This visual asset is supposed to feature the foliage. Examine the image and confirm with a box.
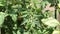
[41,17,59,27]
[0,0,60,34]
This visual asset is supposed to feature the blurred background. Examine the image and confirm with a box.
[0,0,60,34]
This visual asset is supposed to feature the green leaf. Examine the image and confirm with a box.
[0,1,5,6]
[10,14,17,22]
[12,31,16,34]
[0,4,4,6]
[24,31,30,34]
[0,12,8,27]
[41,17,60,27]
[17,30,21,34]
[58,0,60,3]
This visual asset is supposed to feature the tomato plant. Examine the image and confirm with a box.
[0,0,60,34]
